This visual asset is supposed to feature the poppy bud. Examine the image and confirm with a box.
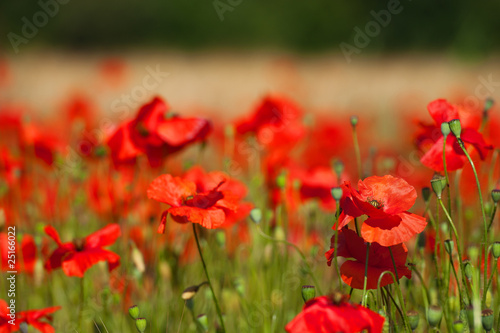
[185,298,194,311]
[448,119,462,138]
[427,305,442,328]
[301,285,316,303]
[468,246,479,262]
[485,201,493,216]
[430,174,447,199]
[492,241,500,259]
[350,115,358,127]
[197,314,209,331]
[216,231,225,248]
[332,159,344,178]
[482,308,494,331]
[129,305,140,319]
[233,277,245,297]
[276,172,287,189]
[406,310,420,331]
[452,320,464,333]
[135,318,147,333]
[249,208,262,224]
[416,232,426,249]
[463,260,473,280]
[441,122,451,138]
[331,187,343,201]
[491,189,500,203]
[484,97,494,113]
[444,239,454,255]
[421,187,431,203]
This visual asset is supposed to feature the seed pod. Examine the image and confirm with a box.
[135,318,147,333]
[481,308,494,331]
[441,122,451,137]
[301,285,316,303]
[448,119,462,138]
[421,187,431,203]
[491,189,500,203]
[128,305,140,319]
[406,310,420,331]
[350,115,359,127]
[427,305,443,328]
[430,174,447,199]
[492,241,500,259]
[444,239,454,255]
[452,320,464,333]
[331,187,343,201]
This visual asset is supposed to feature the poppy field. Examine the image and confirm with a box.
[2,72,500,333]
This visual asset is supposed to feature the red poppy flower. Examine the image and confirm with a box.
[285,295,385,333]
[0,147,22,187]
[1,233,37,275]
[147,170,243,232]
[417,99,493,171]
[1,300,61,333]
[107,97,211,167]
[338,175,426,247]
[44,224,121,277]
[325,228,411,289]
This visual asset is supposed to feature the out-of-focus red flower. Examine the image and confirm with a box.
[22,123,64,167]
[0,147,22,187]
[0,233,37,275]
[0,300,61,333]
[417,99,493,171]
[107,97,211,167]
[338,175,426,247]
[325,228,411,289]
[148,168,246,231]
[235,95,305,151]
[285,295,385,333]
[44,224,121,277]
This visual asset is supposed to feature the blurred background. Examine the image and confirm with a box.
[1,0,500,119]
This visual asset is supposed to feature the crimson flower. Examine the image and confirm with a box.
[0,299,61,333]
[1,233,36,275]
[325,228,411,289]
[107,97,211,167]
[417,99,493,171]
[147,170,243,232]
[285,295,385,333]
[338,175,426,247]
[44,224,121,277]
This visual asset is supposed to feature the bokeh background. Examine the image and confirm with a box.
[1,0,500,123]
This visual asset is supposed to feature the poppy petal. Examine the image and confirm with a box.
[461,128,493,160]
[360,175,417,214]
[157,117,211,147]
[420,136,466,171]
[169,206,226,229]
[362,212,427,247]
[428,99,459,125]
[147,174,196,206]
[85,223,121,248]
[44,226,63,246]
[61,248,120,277]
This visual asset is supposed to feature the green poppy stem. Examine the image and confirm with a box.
[362,243,370,307]
[192,224,226,332]
[334,202,343,291]
[352,123,362,179]
[456,138,489,305]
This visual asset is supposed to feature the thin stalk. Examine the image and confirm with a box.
[354,217,360,236]
[409,265,430,308]
[334,202,343,291]
[448,253,464,308]
[488,149,499,191]
[377,271,412,333]
[254,225,323,295]
[484,257,498,302]
[192,224,226,332]
[438,198,471,306]
[78,276,85,330]
[457,138,489,304]
[442,136,452,215]
[362,243,371,307]
[487,203,497,233]
[352,124,362,179]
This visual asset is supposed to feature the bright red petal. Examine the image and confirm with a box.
[420,136,466,171]
[427,99,459,126]
[169,206,226,229]
[61,248,120,277]
[461,128,493,160]
[85,224,121,248]
[362,212,427,247]
[157,117,211,146]
[360,175,417,214]
[147,174,196,206]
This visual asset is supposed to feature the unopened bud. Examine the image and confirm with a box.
[421,187,431,203]
[452,320,464,333]
[491,189,500,203]
[333,159,344,178]
[444,239,454,255]
[331,187,343,201]
[430,174,447,199]
[492,241,500,259]
[350,115,359,127]
[463,260,473,280]
[249,208,262,224]
[441,122,451,138]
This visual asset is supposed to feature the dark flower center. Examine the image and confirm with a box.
[73,238,86,251]
[368,199,382,209]
[136,122,149,137]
